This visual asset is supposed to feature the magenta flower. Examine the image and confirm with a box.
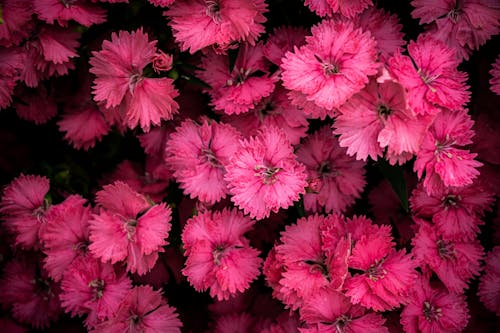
[490,54,500,95]
[182,208,262,300]
[304,0,373,18]
[89,29,179,132]
[296,126,366,213]
[263,26,307,66]
[165,0,267,54]
[225,126,307,220]
[0,0,33,47]
[33,0,106,27]
[388,34,470,115]
[0,47,24,109]
[478,247,500,315]
[165,118,241,204]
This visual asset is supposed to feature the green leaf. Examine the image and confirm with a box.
[377,160,409,212]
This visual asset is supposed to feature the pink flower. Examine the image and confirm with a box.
[182,208,262,300]
[0,0,33,47]
[89,181,172,275]
[39,195,91,281]
[224,126,307,220]
[281,19,379,111]
[411,220,483,293]
[296,126,366,213]
[92,285,182,333]
[221,85,308,145]
[478,247,500,315]
[263,26,307,66]
[152,50,173,73]
[400,277,470,333]
[165,118,241,204]
[165,0,267,54]
[490,54,500,95]
[304,0,373,18]
[0,47,24,109]
[34,0,106,27]
[411,0,500,60]
[60,257,132,328]
[89,29,179,132]
[197,43,276,115]
[148,0,175,7]
[388,34,470,115]
[299,289,389,333]
[410,182,494,241]
[0,174,50,249]
[414,108,482,194]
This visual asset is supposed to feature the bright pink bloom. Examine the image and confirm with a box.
[411,220,483,293]
[296,126,366,213]
[182,208,262,300]
[92,285,182,333]
[388,34,470,115]
[411,0,500,60]
[0,257,61,329]
[400,277,470,333]
[0,47,24,109]
[490,54,500,95]
[478,247,500,315]
[410,182,494,241]
[0,174,50,249]
[165,118,241,204]
[165,0,267,54]
[89,29,179,132]
[89,181,172,275]
[60,257,132,328]
[304,0,372,18]
[14,86,57,124]
[299,289,388,333]
[197,44,275,115]
[221,85,308,145]
[39,195,91,281]
[281,19,379,111]
[0,0,33,47]
[34,0,106,27]
[414,108,482,194]
[334,80,428,163]
[224,126,307,220]
[263,26,307,66]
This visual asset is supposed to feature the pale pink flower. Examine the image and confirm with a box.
[0,47,24,109]
[197,43,275,115]
[165,0,268,54]
[89,29,179,132]
[400,277,470,333]
[263,26,307,66]
[224,126,307,220]
[490,54,500,95]
[34,0,106,27]
[411,220,483,293]
[296,126,366,213]
[281,19,379,111]
[165,118,241,204]
[0,174,50,249]
[182,208,262,300]
[92,285,182,333]
[388,34,470,115]
[39,195,91,282]
[411,0,500,60]
[414,108,482,194]
[478,247,500,315]
[60,256,132,328]
[0,0,34,47]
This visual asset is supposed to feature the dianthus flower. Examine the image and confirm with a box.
[92,285,182,333]
[165,118,241,204]
[0,0,33,47]
[414,108,482,194]
[281,19,379,112]
[299,289,389,333]
[411,220,483,292]
[88,181,172,275]
[165,0,267,54]
[182,208,262,300]
[34,0,106,27]
[263,26,307,66]
[224,126,307,220]
[490,54,500,95]
[296,126,366,213]
[410,182,494,241]
[39,195,91,281]
[0,174,50,249]
[197,43,275,115]
[388,34,470,115]
[304,0,372,18]
[400,277,470,333]
[89,29,179,132]
[411,0,500,60]
[478,246,500,315]
[60,257,132,328]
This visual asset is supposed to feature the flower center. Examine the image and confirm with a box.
[423,301,442,322]
[212,245,226,265]
[33,277,55,299]
[367,259,387,281]
[205,0,222,23]
[442,194,460,209]
[73,240,89,254]
[315,54,340,76]
[201,148,222,168]
[304,258,329,279]
[32,198,50,223]
[417,69,440,89]
[89,279,105,300]
[226,68,251,86]
[254,165,281,185]
[60,0,77,8]
[377,104,392,119]
[129,314,141,328]
[437,239,456,260]
[129,73,143,93]
[125,219,138,240]
[334,315,351,332]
